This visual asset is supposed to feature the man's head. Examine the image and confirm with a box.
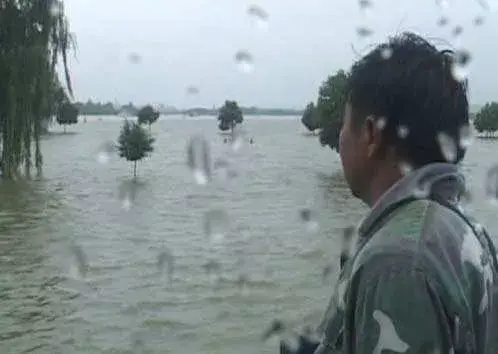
[339,32,469,205]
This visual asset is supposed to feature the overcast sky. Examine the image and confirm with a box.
[63,0,498,108]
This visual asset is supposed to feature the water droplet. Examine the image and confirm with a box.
[356,26,373,37]
[50,1,62,17]
[299,208,319,232]
[397,125,409,139]
[230,127,244,151]
[452,25,463,37]
[459,124,473,148]
[358,0,373,9]
[473,15,485,26]
[96,141,115,164]
[128,52,141,64]
[262,319,285,341]
[485,165,498,205]
[323,264,333,280]
[477,0,497,11]
[203,209,229,243]
[437,132,457,162]
[186,85,200,95]
[213,158,237,181]
[437,16,449,26]
[157,247,174,282]
[69,243,88,278]
[118,180,138,210]
[413,181,432,199]
[186,135,212,185]
[234,50,254,73]
[375,117,387,130]
[380,47,393,60]
[451,49,471,81]
[247,4,269,30]
[399,162,413,175]
[341,226,356,253]
[130,332,145,353]
[202,259,222,284]
[436,0,450,10]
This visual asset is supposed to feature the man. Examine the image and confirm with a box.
[288,32,498,354]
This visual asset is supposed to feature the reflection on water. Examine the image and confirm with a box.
[0,117,496,353]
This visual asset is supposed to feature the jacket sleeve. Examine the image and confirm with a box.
[345,260,454,354]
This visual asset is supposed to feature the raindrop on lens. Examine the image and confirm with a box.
[234,50,254,73]
[356,26,373,37]
[50,1,62,17]
[451,50,472,82]
[358,0,372,9]
[202,259,222,284]
[451,25,463,37]
[459,124,473,148]
[70,243,88,278]
[437,132,457,162]
[380,47,393,60]
[128,52,141,64]
[97,141,115,164]
[247,4,269,30]
[397,125,409,139]
[399,162,413,175]
[186,85,200,95]
[473,15,485,26]
[435,0,450,10]
[186,135,212,185]
[485,165,498,205]
[299,208,319,232]
[413,181,431,199]
[203,209,229,243]
[230,127,244,151]
[437,16,449,26]
[157,247,174,282]
[376,117,387,130]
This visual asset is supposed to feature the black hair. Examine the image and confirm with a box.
[348,32,469,167]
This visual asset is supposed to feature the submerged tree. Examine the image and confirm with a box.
[474,102,498,137]
[137,105,159,130]
[301,102,320,132]
[117,120,154,178]
[56,101,78,132]
[317,70,350,151]
[218,100,243,132]
[0,0,74,178]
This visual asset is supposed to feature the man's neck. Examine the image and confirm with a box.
[365,162,404,207]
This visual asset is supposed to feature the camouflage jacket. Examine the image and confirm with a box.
[315,163,498,354]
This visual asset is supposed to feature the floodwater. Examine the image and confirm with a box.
[0,115,496,353]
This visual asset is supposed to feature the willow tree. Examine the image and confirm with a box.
[0,0,74,178]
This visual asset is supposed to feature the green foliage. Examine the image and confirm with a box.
[301,102,320,131]
[317,70,350,150]
[218,100,243,131]
[0,0,74,178]
[137,105,160,126]
[474,102,498,136]
[117,120,154,177]
[56,101,78,127]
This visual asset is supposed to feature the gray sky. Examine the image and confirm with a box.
[64,0,498,108]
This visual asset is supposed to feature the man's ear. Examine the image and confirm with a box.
[363,116,383,158]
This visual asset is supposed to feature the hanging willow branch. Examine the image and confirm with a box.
[0,0,74,179]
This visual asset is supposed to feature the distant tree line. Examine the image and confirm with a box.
[72,100,303,117]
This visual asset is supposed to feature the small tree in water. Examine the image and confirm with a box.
[301,102,320,133]
[218,100,243,132]
[474,102,498,138]
[137,105,160,131]
[117,120,154,178]
[56,102,79,133]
